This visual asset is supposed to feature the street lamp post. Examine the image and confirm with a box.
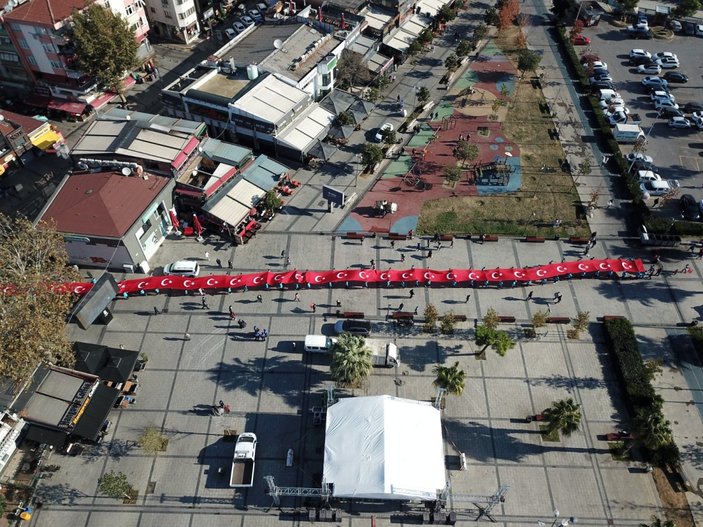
[355,153,362,187]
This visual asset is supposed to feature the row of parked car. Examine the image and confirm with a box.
[224,3,268,40]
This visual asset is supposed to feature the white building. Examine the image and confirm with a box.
[143,0,200,43]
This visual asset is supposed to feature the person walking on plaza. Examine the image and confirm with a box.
[201,297,209,310]
[256,294,263,303]
[336,299,342,307]
[216,258,222,268]
[205,251,210,261]
[229,305,236,320]
[281,249,286,259]
[427,250,433,259]
[401,253,406,263]
[184,333,191,341]
[409,289,415,298]
[554,292,562,304]
[294,292,300,302]
[465,294,471,303]
[311,303,317,313]
[153,306,160,315]
[526,291,533,301]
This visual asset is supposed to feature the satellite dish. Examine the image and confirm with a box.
[121,167,132,176]
[273,39,283,49]
[0,114,4,121]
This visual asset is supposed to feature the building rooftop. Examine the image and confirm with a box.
[259,25,339,82]
[231,73,310,126]
[99,107,207,137]
[3,0,92,28]
[195,74,251,101]
[40,170,170,238]
[0,109,46,135]
[220,23,301,69]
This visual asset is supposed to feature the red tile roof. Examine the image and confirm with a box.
[0,109,46,135]
[41,171,171,238]
[4,0,94,27]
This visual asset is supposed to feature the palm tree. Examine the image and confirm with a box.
[545,398,582,437]
[632,408,673,451]
[330,333,372,387]
[433,362,466,396]
[639,515,676,527]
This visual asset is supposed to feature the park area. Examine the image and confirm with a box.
[351,28,589,238]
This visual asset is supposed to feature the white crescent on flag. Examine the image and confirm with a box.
[295,273,304,281]
[183,279,194,287]
[468,272,478,280]
[74,285,85,294]
[599,263,609,270]
[253,276,263,284]
[446,272,454,280]
[359,271,367,279]
[137,281,147,289]
[274,274,283,282]
[536,269,547,277]
[402,272,412,279]
[621,261,632,270]
[491,272,501,279]
[160,278,173,287]
[556,266,567,273]
[229,277,241,286]
[207,278,216,286]
[314,275,324,283]
[577,263,588,271]
[380,272,390,280]
[424,272,433,280]
[336,272,347,279]
[514,271,525,278]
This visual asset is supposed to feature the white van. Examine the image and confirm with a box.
[613,123,645,143]
[304,335,337,353]
[163,260,200,277]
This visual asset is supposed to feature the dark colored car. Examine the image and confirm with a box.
[683,102,703,113]
[663,71,688,83]
[630,55,655,66]
[680,194,701,221]
[334,319,372,336]
[630,28,653,39]
[657,106,684,119]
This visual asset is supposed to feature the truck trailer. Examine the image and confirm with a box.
[230,432,257,488]
[365,338,400,367]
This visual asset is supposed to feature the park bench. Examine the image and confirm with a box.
[546,316,571,324]
[483,235,499,242]
[497,316,516,323]
[344,232,365,242]
[568,236,589,245]
[451,314,468,322]
[388,233,409,241]
[524,236,545,243]
[439,235,454,242]
[342,311,365,319]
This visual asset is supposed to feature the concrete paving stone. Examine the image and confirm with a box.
[254,412,304,460]
[399,339,443,373]
[668,279,703,323]
[260,341,308,374]
[137,333,184,369]
[267,314,313,335]
[142,313,195,335]
[169,371,220,411]
[497,465,552,517]
[30,511,91,527]
[33,455,99,505]
[131,370,177,409]
[100,454,157,500]
[600,466,662,520]
[140,513,193,527]
[486,378,534,419]
[634,326,676,363]
[444,419,495,464]
[475,292,533,322]
[148,455,203,501]
[480,346,527,378]
[566,341,619,382]
[588,422,637,468]
[443,378,490,418]
[95,310,152,334]
[527,381,581,419]
[492,420,548,466]
[545,466,609,520]
[179,335,229,372]
[109,410,167,446]
[258,371,306,412]
[84,511,141,526]
[160,414,213,454]
[522,340,568,379]
[577,382,627,423]
[449,462,499,496]
[618,279,685,326]
[208,414,251,439]
[98,329,148,352]
[539,430,597,468]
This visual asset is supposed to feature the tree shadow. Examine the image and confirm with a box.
[33,483,86,505]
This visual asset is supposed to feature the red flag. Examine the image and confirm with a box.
[192,214,203,236]
[340,13,346,29]
[169,210,180,230]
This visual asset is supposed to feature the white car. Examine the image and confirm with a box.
[637,63,661,75]
[608,111,628,125]
[590,73,613,84]
[629,48,651,59]
[637,170,662,182]
[651,90,675,102]
[625,152,654,164]
[668,116,691,128]
[655,56,679,69]
[691,112,703,129]
[599,97,624,109]
[654,99,679,110]
[640,180,678,197]
[375,122,394,142]
[588,60,608,71]
[604,104,630,115]
[256,2,268,11]
[652,51,678,61]
[598,89,620,102]
[641,76,668,88]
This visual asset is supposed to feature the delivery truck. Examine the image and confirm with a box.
[365,338,400,367]
[613,123,645,143]
[230,432,257,488]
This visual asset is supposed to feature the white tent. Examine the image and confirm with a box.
[323,395,445,500]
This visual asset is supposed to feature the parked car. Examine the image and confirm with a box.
[629,27,653,39]
[256,2,268,11]
[625,152,654,164]
[591,60,608,71]
[655,56,679,69]
[375,122,393,142]
[637,63,661,75]
[572,34,591,45]
[680,194,701,221]
[637,170,662,182]
[629,48,651,60]
[608,111,628,125]
[696,24,703,36]
[652,51,678,61]
[240,15,255,26]
[657,106,684,119]
[599,98,625,109]
[334,319,372,336]
[691,112,703,129]
[629,159,656,172]
[640,179,678,196]
[603,103,630,115]
[232,21,246,33]
[590,73,613,84]
[598,89,621,102]
[683,102,703,113]
[663,71,688,83]
[641,76,668,88]
[248,9,262,22]
[630,55,655,66]
[651,90,675,102]
[668,116,691,128]
[225,28,237,39]
[668,20,682,32]
[654,99,679,110]
[164,260,200,277]
[591,80,614,91]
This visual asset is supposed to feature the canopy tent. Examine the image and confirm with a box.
[323,395,445,500]
[73,342,139,383]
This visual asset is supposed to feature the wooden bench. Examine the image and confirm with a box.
[388,233,409,241]
[439,235,454,242]
[546,316,571,324]
[343,311,365,319]
[524,236,545,243]
[344,232,365,241]
[498,316,516,323]
[451,314,468,322]
[569,236,589,245]
[483,235,499,242]
[601,315,626,322]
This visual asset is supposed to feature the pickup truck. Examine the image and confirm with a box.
[365,338,400,368]
[230,432,257,488]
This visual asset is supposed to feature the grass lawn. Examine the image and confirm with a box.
[417,29,589,237]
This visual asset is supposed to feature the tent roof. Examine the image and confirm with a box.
[73,342,139,383]
[323,395,445,500]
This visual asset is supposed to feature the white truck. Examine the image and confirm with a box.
[365,338,400,368]
[613,123,645,143]
[230,432,257,488]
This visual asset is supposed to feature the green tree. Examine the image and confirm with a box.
[417,86,431,105]
[639,515,676,527]
[336,111,354,126]
[335,49,371,89]
[407,40,424,57]
[474,23,489,41]
[98,471,134,500]
[0,215,80,382]
[475,325,515,356]
[433,361,466,396]
[456,39,473,57]
[453,140,479,167]
[139,427,168,454]
[632,407,673,451]
[330,333,373,387]
[361,143,384,168]
[382,128,397,145]
[483,307,499,330]
[438,5,458,22]
[262,190,283,210]
[424,303,439,332]
[440,311,457,333]
[545,398,582,437]
[618,0,639,19]
[418,28,434,45]
[532,310,549,328]
[444,166,462,184]
[550,0,578,20]
[674,0,701,17]
[445,53,460,72]
[517,49,542,78]
[71,4,139,98]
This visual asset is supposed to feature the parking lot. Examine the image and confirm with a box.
[577,18,703,206]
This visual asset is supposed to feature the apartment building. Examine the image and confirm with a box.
[0,0,150,103]
[143,0,200,43]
